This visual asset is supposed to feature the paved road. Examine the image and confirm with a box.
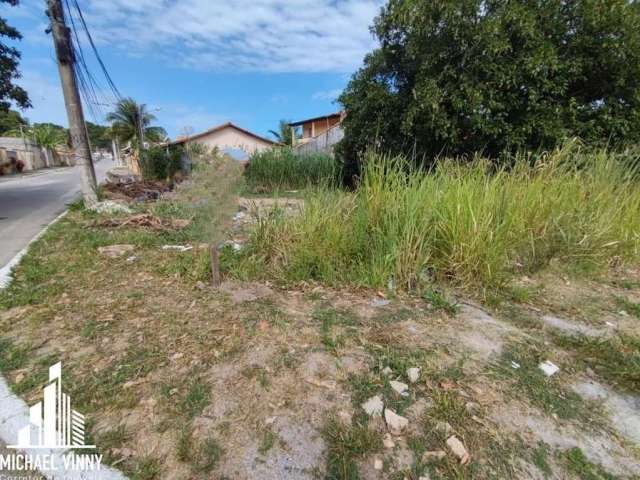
[0,158,113,269]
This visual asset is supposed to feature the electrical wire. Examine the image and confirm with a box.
[70,0,122,101]
[61,0,122,121]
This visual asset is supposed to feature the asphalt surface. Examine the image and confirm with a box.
[0,158,113,269]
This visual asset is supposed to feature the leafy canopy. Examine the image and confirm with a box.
[1,0,30,111]
[0,109,27,135]
[338,0,640,175]
[106,98,167,150]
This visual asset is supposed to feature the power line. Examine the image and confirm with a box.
[70,0,122,101]
[60,0,122,121]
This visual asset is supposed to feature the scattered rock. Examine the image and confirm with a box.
[373,457,383,470]
[385,409,409,435]
[465,402,481,415]
[195,281,206,290]
[382,366,393,376]
[422,450,446,462]
[362,395,384,417]
[125,255,137,263]
[434,421,453,435]
[221,240,244,252]
[98,244,135,258]
[446,435,470,465]
[390,380,409,397]
[539,360,560,377]
[90,200,132,214]
[370,298,391,307]
[407,367,420,383]
[170,352,184,362]
[161,244,193,252]
[383,433,395,449]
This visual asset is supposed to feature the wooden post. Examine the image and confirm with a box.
[210,244,221,287]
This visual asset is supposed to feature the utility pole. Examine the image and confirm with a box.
[46,0,98,206]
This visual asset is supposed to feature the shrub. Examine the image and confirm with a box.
[233,144,640,296]
[245,147,340,191]
[338,0,640,178]
[140,146,182,181]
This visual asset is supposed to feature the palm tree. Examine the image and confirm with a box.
[106,98,166,152]
[28,124,66,168]
[269,119,295,146]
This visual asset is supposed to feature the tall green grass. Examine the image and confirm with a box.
[232,145,640,295]
[244,147,340,191]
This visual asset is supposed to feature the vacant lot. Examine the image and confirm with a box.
[1,154,639,479]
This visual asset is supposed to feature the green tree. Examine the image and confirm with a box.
[1,0,30,111]
[85,121,110,150]
[338,0,640,177]
[268,119,295,146]
[27,124,66,167]
[106,98,166,152]
[0,109,27,135]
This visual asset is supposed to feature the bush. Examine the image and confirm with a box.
[140,146,182,181]
[244,147,340,191]
[233,144,640,296]
[338,0,640,177]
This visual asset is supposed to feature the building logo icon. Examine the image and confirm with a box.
[8,362,95,450]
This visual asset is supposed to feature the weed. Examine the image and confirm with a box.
[322,415,381,480]
[258,429,276,455]
[81,318,110,340]
[615,296,640,318]
[562,447,618,480]
[193,436,223,473]
[178,377,211,419]
[233,148,640,296]
[554,333,640,393]
[492,342,603,423]
[422,289,459,315]
[131,456,161,480]
[532,442,553,478]
[245,148,340,191]
[241,365,270,389]
[97,425,131,465]
[0,338,29,372]
[176,426,193,462]
[313,307,359,354]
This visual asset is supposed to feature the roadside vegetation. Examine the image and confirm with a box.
[232,144,640,297]
[1,150,639,479]
[244,147,340,192]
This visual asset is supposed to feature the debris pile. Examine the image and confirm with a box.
[102,180,173,203]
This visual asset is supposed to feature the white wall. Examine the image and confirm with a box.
[187,127,273,155]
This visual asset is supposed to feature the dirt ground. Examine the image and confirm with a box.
[1,167,639,479]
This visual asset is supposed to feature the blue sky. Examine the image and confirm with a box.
[4,0,383,139]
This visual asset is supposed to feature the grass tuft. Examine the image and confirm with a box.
[244,147,340,191]
[322,416,382,480]
[231,146,640,296]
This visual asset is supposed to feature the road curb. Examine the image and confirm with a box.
[0,210,69,289]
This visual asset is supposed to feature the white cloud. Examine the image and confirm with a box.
[157,103,231,137]
[69,0,383,73]
[312,89,343,101]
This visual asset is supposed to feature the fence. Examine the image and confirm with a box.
[294,124,344,155]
